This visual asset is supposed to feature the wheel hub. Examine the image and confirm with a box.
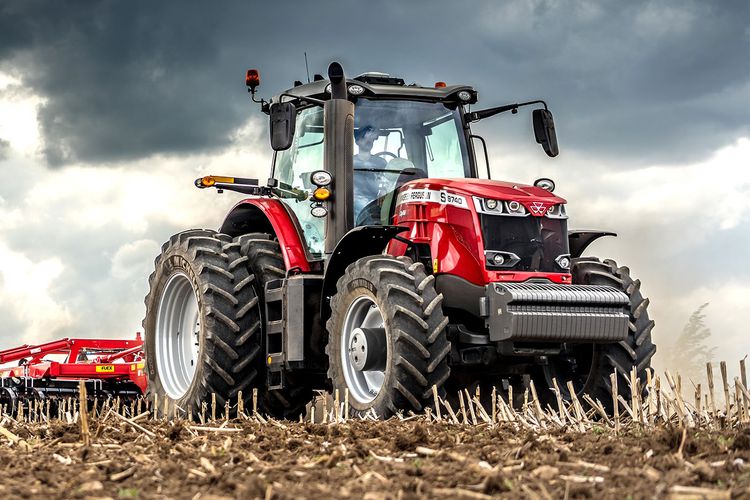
[341,296,387,404]
[348,327,386,372]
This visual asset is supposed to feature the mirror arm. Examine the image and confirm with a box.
[466,99,548,123]
[213,183,273,196]
[194,176,275,196]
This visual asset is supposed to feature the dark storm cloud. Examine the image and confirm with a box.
[0,0,747,166]
[0,1,250,165]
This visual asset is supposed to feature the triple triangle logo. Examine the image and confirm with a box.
[528,201,549,216]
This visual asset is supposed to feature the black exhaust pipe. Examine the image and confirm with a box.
[323,62,355,254]
[328,62,347,99]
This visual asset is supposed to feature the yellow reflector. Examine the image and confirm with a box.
[313,187,331,201]
[267,356,272,365]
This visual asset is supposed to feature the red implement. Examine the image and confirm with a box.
[0,334,146,411]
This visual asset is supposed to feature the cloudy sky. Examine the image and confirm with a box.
[0,0,748,376]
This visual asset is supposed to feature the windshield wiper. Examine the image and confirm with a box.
[354,168,414,174]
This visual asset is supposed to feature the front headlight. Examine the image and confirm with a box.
[485,251,521,269]
[505,200,527,215]
[474,197,505,214]
[546,204,567,219]
[555,254,571,270]
[310,170,332,187]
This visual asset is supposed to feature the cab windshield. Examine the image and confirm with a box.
[353,99,470,225]
[274,99,470,257]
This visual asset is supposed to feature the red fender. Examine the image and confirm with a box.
[220,198,312,272]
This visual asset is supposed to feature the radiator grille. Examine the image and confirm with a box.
[480,215,569,272]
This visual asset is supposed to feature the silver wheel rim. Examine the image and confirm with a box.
[155,272,200,399]
[341,295,386,404]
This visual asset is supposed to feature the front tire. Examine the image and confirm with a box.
[542,257,656,412]
[326,255,450,419]
[143,229,262,418]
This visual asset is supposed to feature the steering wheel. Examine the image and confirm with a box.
[375,151,398,160]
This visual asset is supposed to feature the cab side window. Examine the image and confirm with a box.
[273,107,326,258]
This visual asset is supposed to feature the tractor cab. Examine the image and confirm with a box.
[272,88,473,257]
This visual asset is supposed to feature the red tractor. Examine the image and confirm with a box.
[143,63,655,419]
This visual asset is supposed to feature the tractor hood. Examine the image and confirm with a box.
[401,178,566,206]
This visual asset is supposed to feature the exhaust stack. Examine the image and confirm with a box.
[323,62,355,254]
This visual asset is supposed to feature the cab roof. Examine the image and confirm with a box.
[271,77,478,106]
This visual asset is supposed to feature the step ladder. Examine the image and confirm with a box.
[264,279,285,390]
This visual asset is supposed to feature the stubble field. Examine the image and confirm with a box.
[1,413,748,499]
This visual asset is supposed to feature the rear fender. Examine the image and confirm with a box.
[219,199,312,272]
[321,225,408,322]
[568,230,616,258]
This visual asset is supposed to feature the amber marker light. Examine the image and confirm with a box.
[435,81,447,88]
[313,187,331,201]
[246,69,260,90]
[197,175,235,187]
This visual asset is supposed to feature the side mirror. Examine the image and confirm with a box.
[532,109,559,157]
[269,102,296,151]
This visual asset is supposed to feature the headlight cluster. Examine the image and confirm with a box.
[474,197,566,218]
[310,170,333,218]
[545,204,567,219]
[474,197,527,216]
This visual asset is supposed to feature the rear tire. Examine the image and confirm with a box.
[143,229,263,418]
[542,257,656,412]
[326,255,450,419]
[236,233,313,419]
